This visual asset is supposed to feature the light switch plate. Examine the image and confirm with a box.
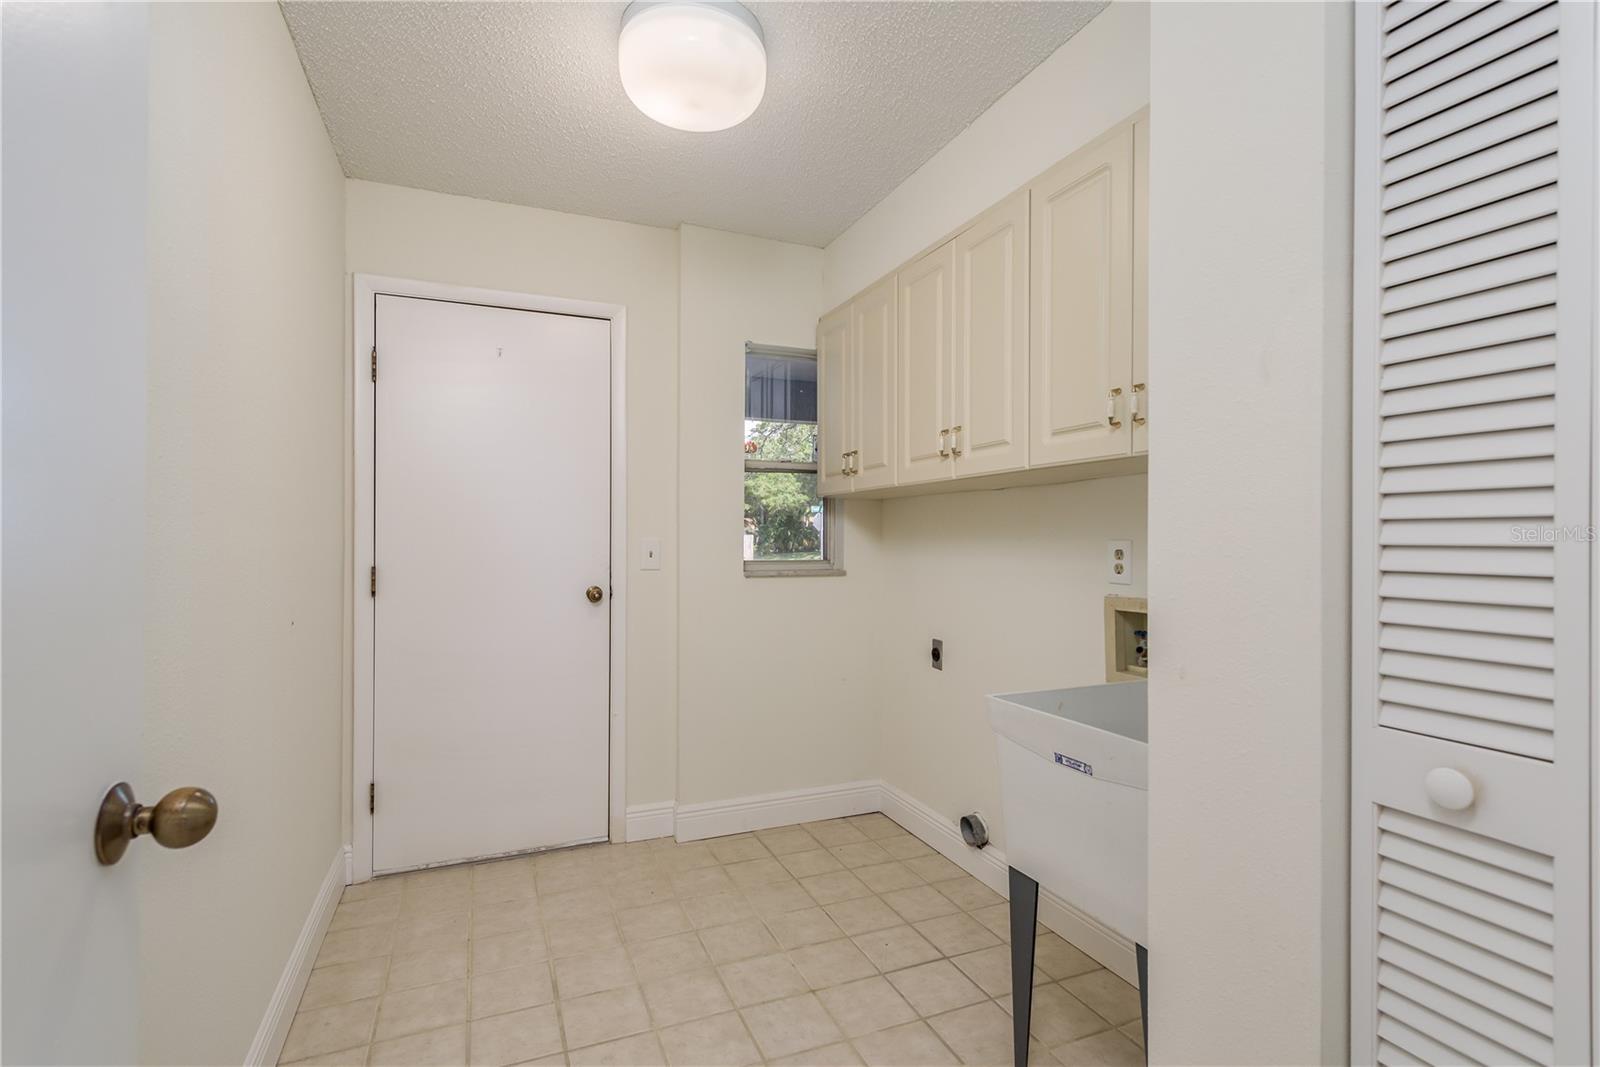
[641,538,662,571]
[1107,540,1133,585]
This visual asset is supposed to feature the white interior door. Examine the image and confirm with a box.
[1351,3,1595,1063]
[373,295,611,872]
[2,5,148,1062]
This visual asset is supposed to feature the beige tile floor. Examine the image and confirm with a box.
[279,813,1144,1067]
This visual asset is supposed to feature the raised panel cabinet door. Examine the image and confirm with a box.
[817,303,853,496]
[953,188,1029,478]
[852,274,898,491]
[1131,115,1149,456]
[897,240,956,485]
[1028,124,1134,467]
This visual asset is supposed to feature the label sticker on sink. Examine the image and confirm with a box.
[1053,753,1093,776]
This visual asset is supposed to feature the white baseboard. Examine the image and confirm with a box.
[246,846,349,1067]
[673,780,882,842]
[625,801,676,842]
[878,782,1138,986]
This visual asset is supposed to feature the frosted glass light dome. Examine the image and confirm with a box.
[618,1,766,133]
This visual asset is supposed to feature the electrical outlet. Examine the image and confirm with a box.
[1107,540,1133,585]
[641,538,661,571]
[930,638,944,671]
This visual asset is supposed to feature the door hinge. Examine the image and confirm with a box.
[370,565,376,597]
[369,782,375,815]
[370,345,377,383]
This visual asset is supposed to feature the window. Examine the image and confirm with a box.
[743,342,840,576]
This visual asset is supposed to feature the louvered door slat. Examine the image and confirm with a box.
[1379,677,1552,731]
[1381,249,1557,315]
[1382,457,1555,495]
[1383,64,1558,159]
[1380,940,1552,1034]
[1382,3,1558,107]
[1382,156,1556,237]
[1383,33,1559,132]
[1380,518,1554,547]
[1378,885,1555,975]
[1379,337,1555,390]
[1383,185,1558,261]
[1384,1,1449,35]
[1380,276,1556,340]
[1381,95,1558,184]
[1378,624,1551,668]
[1377,1017,1481,1067]
[1383,124,1558,216]
[1378,598,1553,638]
[1380,488,1554,519]
[1379,430,1553,467]
[1377,546,1553,578]
[1378,572,1552,609]
[1382,0,1486,57]
[1378,649,1553,699]
[1382,215,1557,288]
[1380,396,1553,441]
[1378,912,1554,1005]
[1379,306,1556,364]
[1380,969,1552,1064]
[1382,2,1552,84]
[1354,2,1593,1061]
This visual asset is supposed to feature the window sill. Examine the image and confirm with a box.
[743,562,846,579]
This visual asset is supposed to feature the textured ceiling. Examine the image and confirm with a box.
[279,1,1108,246]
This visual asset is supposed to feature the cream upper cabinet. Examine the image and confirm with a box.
[1130,116,1149,456]
[850,274,897,491]
[821,113,1147,500]
[897,240,955,486]
[1028,124,1134,467]
[817,303,852,496]
[953,188,1029,478]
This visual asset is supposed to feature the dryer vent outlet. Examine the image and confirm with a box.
[959,812,989,849]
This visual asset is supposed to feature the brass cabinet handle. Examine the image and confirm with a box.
[1131,383,1146,425]
[586,585,604,603]
[95,782,218,865]
[1106,388,1123,429]
[938,429,950,458]
[950,426,964,457]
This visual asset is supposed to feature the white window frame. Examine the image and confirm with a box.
[743,342,843,578]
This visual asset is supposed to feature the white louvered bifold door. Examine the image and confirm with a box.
[1352,3,1596,1065]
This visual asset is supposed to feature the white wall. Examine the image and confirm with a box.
[142,4,348,1063]
[823,1,1150,308]
[676,226,885,806]
[344,180,682,813]
[821,1,1150,861]
[877,478,1148,850]
[1146,4,1352,1064]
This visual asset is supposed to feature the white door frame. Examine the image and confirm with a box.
[351,273,628,882]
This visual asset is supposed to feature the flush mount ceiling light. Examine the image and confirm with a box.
[619,1,767,133]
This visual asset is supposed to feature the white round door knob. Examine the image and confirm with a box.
[1424,767,1476,811]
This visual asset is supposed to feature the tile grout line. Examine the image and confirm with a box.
[286,814,1140,1066]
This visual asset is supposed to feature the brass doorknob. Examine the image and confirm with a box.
[586,585,604,603]
[95,782,218,866]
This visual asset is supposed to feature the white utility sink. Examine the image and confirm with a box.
[987,682,1147,945]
